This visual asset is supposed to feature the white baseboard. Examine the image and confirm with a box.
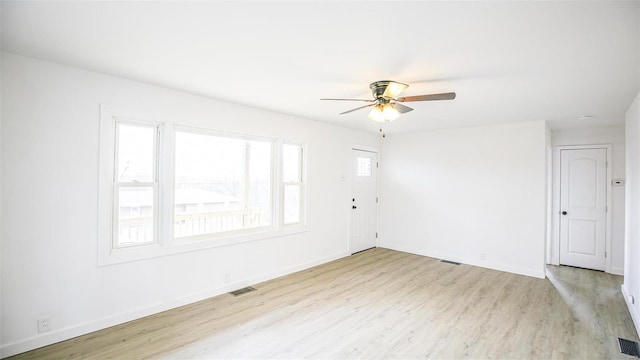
[0,251,349,358]
[377,241,416,255]
[610,266,625,276]
[622,285,640,338]
[379,242,546,279]
[464,256,546,279]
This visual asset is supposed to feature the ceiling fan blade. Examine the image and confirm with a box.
[381,81,409,99]
[397,92,456,102]
[339,103,376,115]
[393,103,414,114]
[320,98,375,102]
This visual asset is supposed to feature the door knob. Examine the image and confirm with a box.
[352,205,357,209]
[561,211,567,215]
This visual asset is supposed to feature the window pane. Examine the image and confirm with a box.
[356,157,372,177]
[283,144,301,182]
[117,187,154,246]
[248,140,273,225]
[117,124,155,182]
[284,184,301,224]
[174,131,272,237]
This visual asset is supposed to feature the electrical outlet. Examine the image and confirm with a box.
[224,273,231,284]
[37,317,51,333]
[480,252,487,260]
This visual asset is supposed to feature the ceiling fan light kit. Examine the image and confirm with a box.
[368,103,400,122]
[321,80,456,123]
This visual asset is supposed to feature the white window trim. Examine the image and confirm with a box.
[98,105,166,265]
[98,104,309,266]
[112,121,160,249]
[281,142,306,226]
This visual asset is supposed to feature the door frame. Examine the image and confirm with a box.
[349,145,380,254]
[550,144,612,272]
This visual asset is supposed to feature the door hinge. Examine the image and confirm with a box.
[376,232,378,238]
[605,251,607,258]
[377,162,379,168]
[376,197,379,203]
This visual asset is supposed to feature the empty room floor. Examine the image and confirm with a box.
[9,248,639,359]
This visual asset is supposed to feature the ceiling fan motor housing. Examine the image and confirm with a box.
[370,80,396,100]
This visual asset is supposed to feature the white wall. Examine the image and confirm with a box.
[0,12,4,352]
[378,121,547,278]
[624,92,640,336]
[622,3,639,335]
[550,126,626,274]
[0,53,379,356]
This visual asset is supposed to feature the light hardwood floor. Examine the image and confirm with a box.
[8,248,639,359]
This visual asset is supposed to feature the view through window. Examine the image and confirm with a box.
[282,143,303,224]
[114,122,158,247]
[174,131,273,237]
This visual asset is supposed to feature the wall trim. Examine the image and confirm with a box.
[622,285,640,337]
[0,251,350,358]
[610,266,625,276]
[379,242,546,279]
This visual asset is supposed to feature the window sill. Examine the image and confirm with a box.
[98,224,309,266]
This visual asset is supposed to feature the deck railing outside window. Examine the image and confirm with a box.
[118,208,263,244]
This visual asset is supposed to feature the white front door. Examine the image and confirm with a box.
[559,148,607,271]
[351,149,378,253]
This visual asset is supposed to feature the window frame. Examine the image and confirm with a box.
[99,105,168,265]
[99,105,309,266]
[281,142,306,226]
[112,120,161,249]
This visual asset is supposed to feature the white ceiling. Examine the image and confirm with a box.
[2,1,639,134]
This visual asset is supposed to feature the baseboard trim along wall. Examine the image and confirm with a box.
[622,285,640,338]
[380,242,546,279]
[611,266,625,276]
[0,251,350,358]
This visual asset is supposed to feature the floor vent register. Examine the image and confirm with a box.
[230,286,257,297]
[440,259,461,265]
[618,338,640,357]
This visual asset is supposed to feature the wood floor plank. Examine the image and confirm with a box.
[8,248,639,359]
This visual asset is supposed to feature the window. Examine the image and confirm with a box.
[282,143,304,225]
[113,122,159,248]
[174,130,273,238]
[356,157,372,177]
[99,105,308,264]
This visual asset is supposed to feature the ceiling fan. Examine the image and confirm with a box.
[321,80,456,122]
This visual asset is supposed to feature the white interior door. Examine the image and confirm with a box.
[351,149,378,253]
[559,148,607,271]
